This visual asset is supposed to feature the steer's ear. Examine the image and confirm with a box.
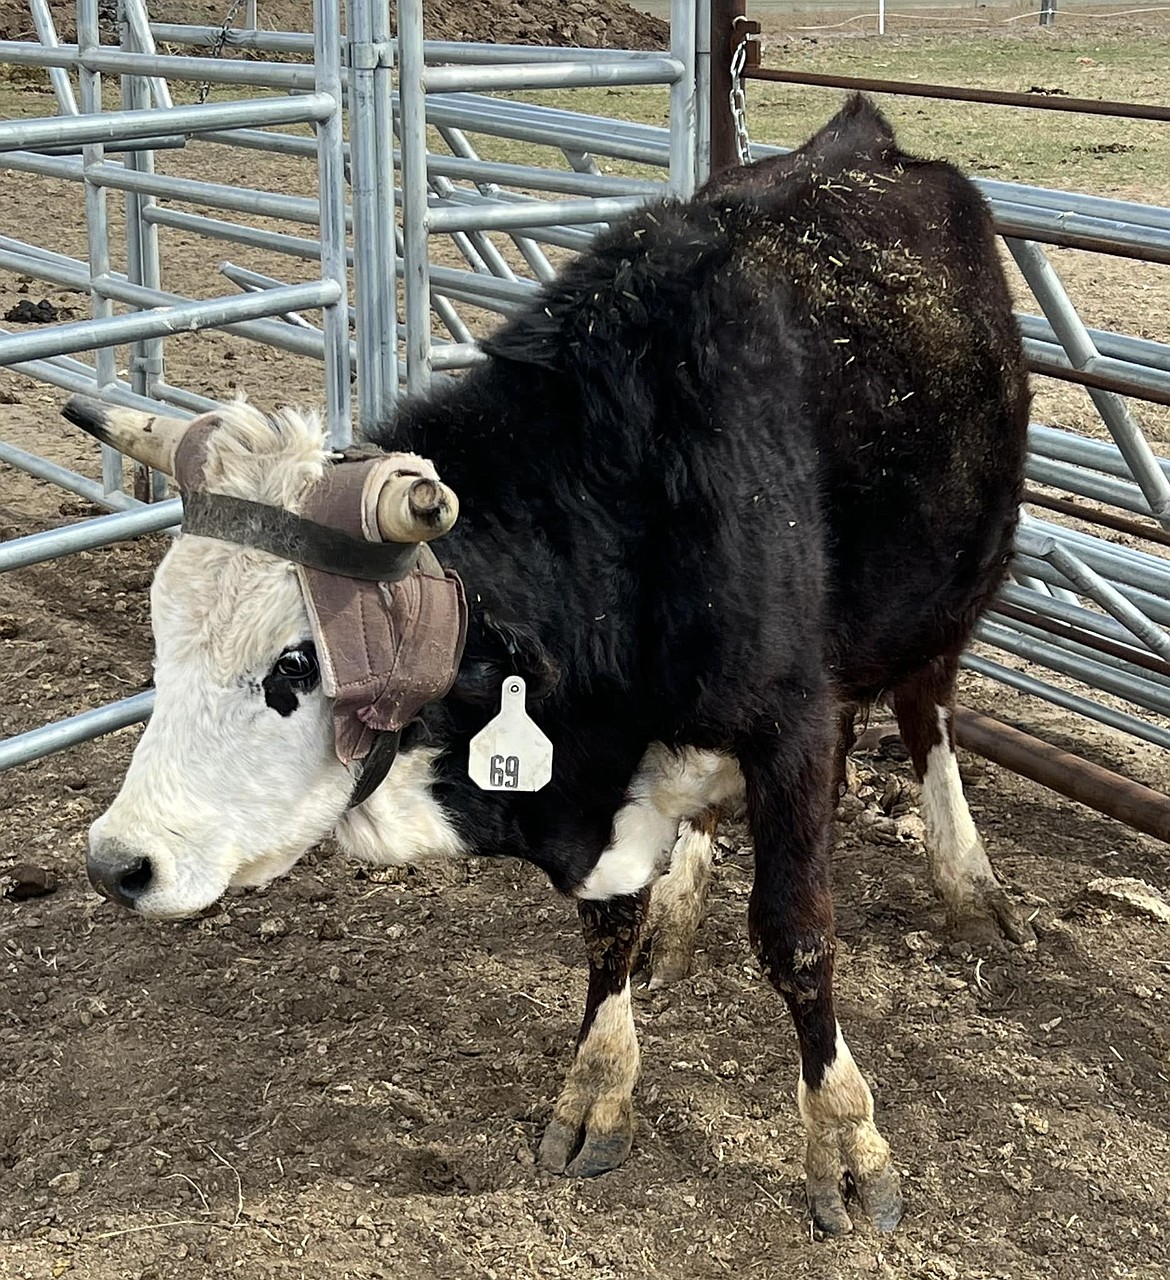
[448,614,560,707]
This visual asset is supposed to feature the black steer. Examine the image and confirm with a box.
[69,94,1029,1235]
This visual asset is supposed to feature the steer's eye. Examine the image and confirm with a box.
[272,643,319,688]
[262,642,320,716]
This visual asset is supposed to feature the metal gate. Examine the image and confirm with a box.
[0,0,696,770]
[709,0,1170,836]
[3,0,1169,840]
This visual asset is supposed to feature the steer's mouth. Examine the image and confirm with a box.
[227,845,304,891]
[87,831,307,919]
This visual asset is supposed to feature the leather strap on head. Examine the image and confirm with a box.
[170,415,468,784]
[180,490,420,582]
[297,539,467,764]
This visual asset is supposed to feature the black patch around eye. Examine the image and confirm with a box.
[262,641,320,717]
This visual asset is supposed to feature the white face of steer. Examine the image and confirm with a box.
[85,402,463,918]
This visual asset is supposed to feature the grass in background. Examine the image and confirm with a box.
[489,29,1170,199]
[743,29,1170,196]
[3,27,1166,196]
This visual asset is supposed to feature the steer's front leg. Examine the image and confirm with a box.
[538,889,649,1177]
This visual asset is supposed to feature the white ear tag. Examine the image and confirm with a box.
[467,676,553,793]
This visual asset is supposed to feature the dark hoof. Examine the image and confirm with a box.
[807,1180,854,1236]
[949,887,1035,949]
[566,1129,634,1177]
[857,1166,904,1233]
[808,1164,904,1236]
[537,1116,634,1178]
[536,1119,578,1175]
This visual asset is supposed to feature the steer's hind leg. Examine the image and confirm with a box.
[742,708,902,1236]
[892,657,1033,945]
[643,807,719,988]
[538,889,649,1178]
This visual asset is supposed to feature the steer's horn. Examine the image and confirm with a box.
[61,396,189,476]
[376,472,460,543]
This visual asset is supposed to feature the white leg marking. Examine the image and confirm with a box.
[573,983,639,1098]
[539,982,640,1175]
[920,707,999,913]
[798,1026,877,1135]
[799,1025,900,1232]
[645,816,716,986]
[576,745,742,900]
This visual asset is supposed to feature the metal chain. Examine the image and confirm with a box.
[197,0,243,103]
[729,34,754,167]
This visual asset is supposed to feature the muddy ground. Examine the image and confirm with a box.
[2,23,1170,1280]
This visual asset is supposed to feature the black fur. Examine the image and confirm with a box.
[373,95,1029,897]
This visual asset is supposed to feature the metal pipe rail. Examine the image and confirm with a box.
[421,59,684,94]
[424,93,675,166]
[3,151,331,226]
[426,195,643,234]
[975,619,1170,719]
[0,501,182,574]
[0,441,141,514]
[741,65,1170,123]
[954,707,1170,845]
[961,653,1170,750]
[1012,556,1170,630]
[30,135,188,156]
[1026,455,1154,519]
[0,692,155,773]
[994,201,1170,267]
[0,272,342,367]
[979,179,1170,235]
[202,123,660,197]
[0,40,317,91]
[1020,316,1170,375]
[1025,490,1170,550]
[1023,339,1170,408]
[0,241,348,366]
[991,601,1170,681]
[1029,423,1170,482]
[999,582,1154,649]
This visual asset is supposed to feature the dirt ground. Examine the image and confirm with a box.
[3,23,1170,1280]
[0,0,668,51]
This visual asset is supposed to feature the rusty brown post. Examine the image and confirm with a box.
[954,706,1170,845]
[710,0,757,178]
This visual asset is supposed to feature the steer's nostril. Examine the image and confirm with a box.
[118,857,153,901]
[88,839,157,911]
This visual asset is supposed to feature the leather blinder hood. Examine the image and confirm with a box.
[172,422,468,806]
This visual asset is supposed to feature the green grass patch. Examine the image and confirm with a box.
[489,33,1170,197]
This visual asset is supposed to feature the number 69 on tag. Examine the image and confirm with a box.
[489,754,520,788]
[467,676,554,793]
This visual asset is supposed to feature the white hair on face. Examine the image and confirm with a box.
[88,396,361,919]
[191,397,330,510]
[150,398,334,679]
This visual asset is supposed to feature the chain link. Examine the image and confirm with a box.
[197,0,244,104]
[729,31,759,167]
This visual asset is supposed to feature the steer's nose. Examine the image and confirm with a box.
[87,839,154,910]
